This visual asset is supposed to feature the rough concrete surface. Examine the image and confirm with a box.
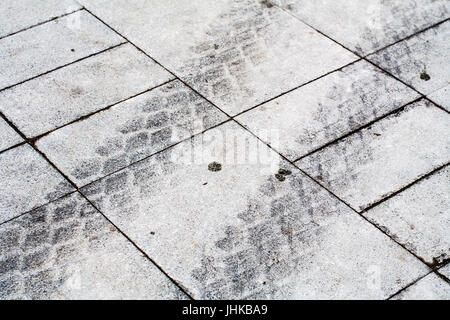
[0,145,74,224]
[368,19,450,96]
[36,80,228,186]
[0,10,123,90]
[438,264,450,280]
[236,60,419,160]
[391,272,450,300]
[0,44,173,137]
[428,85,450,111]
[81,122,428,299]
[297,100,450,212]
[0,0,448,300]
[0,118,23,152]
[77,0,357,115]
[0,0,81,38]
[0,192,187,299]
[364,166,449,265]
[279,0,450,56]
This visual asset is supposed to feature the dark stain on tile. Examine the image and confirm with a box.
[278,168,292,176]
[190,173,333,299]
[420,71,431,81]
[275,168,292,182]
[208,161,222,172]
[68,81,222,184]
[259,0,274,9]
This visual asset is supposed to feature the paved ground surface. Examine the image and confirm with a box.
[0,0,449,300]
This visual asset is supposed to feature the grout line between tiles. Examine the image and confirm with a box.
[79,118,234,190]
[0,190,79,228]
[81,7,234,120]
[0,41,127,93]
[360,163,449,213]
[386,270,433,300]
[292,97,423,162]
[1,109,196,299]
[363,16,450,57]
[435,262,450,283]
[0,7,85,41]
[388,261,450,300]
[1,3,446,299]
[232,58,362,118]
[232,117,436,293]
[81,5,446,297]
[77,189,195,299]
[30,78,177,141]
[277,5,450,115]
[275,3,450,59]
[0,141,27,155]
[269,4,450,279]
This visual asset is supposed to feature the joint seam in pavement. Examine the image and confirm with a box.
[1,4,448,299]
[277,5,450,115]
[292,96,424,162]
[0,41,128,93]
[0,7,85,41]
[232,117,439,299]
[0,111,196,300]
[30,78,178,141]
[74,6,448,297]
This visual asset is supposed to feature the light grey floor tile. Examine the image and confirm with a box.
[0,118,23,152]
[280,0,450,55]
[0,192,187,299]
[0,144,74,224]
[78,0,357,115]
[438,264,450,280]
[297,100,450,212]
[368,20,450,96]
[0,10,123,90]
[364,166,449,265]
[236,60,419,160]
[428,85,450,111]
[391,272,450,300]
[0,44,173,138]
[37,80,228,186]
[81,121,428,299]
[0,0,81,38]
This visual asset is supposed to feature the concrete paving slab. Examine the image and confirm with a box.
[0,10,123,90]
[438,264,450,280]
[0,118,23,152]
[368,20,450,96]
[364,166,449,265]
[1,0,448,300]
[0,44,173,138]
[81,121,428,299]
[297,100,450,212]
[0,192,187,299]
[0,144,74,224]
[36,80,229,186]
[236,60,419,160]
[280,0,450,55]
[0,0,81,38]
[391,272,450,300]
[428,85,450,111]
[78,0,357,115]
